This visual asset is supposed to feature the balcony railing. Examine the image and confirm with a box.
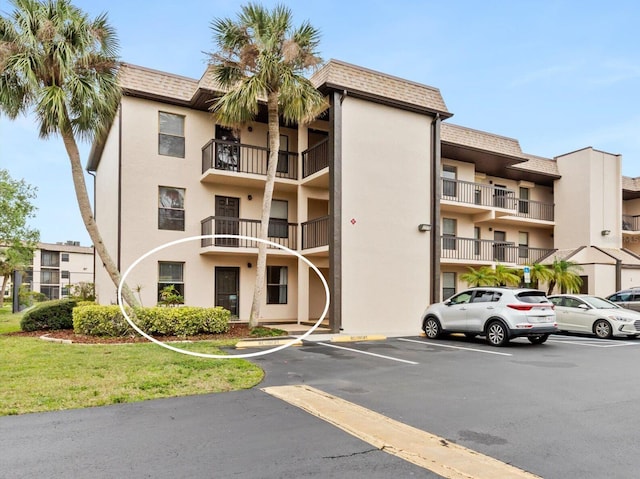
[201,216,297,250]
[441,179,554,221]
[441,236,555,265]
[302,138,329,178]
[441,178,517,209]
[622,215,640,231]
[302,216,329,249]
[202,139,298,180]
[515,199,554,221]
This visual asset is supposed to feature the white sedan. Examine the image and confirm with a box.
[548,294,640,338]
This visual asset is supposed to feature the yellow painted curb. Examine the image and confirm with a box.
[330,334,387,343]
[263,385,541,479]
[235,338,302,349]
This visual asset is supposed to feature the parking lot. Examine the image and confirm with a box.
[254,332,640,478]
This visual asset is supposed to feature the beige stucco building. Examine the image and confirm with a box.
[87,59,640,335]
[19,242,94,300]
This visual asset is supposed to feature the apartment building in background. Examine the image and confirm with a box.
[87,59,640,335]
[21,242,94,300]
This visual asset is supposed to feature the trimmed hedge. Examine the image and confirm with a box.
[73,305,231,337]
[20,299,79,332]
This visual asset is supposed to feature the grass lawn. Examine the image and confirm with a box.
[0,304,264,416]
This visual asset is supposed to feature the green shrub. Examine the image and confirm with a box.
[20,298,78,332]
[73,305,231,337]
[73,305,134,337]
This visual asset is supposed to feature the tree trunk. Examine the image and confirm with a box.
[547,280,556,296]
[249,91,281,328]
[0,274,8,305]
[59,121,139,308]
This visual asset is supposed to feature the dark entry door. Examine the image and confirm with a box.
[493,230,507,262]
[215,196,240,246]
[215,267,239,317]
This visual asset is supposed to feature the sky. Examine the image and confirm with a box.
[1,0,640,245]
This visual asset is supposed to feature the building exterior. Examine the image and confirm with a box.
[22,242,94,300]
[87,59,640,335]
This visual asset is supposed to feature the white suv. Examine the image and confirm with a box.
[421,287,557,346]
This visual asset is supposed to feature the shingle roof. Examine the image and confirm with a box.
[118,63,198,102]
[311,59,450,115]
[512,153,560,176]
[622,176,640,192]
[441,123,523,158]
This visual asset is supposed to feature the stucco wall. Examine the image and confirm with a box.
[339,96,432,334]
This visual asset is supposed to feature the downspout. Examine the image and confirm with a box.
[430,113,442,305]
[616,258,622,292]
[88,169,97,289]
[329,90,343,333]
[117,105,122,273]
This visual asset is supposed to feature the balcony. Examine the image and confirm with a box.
[301,138,329,187]
[201,216,297,254]
[514,199,554,222]
[201,139,298,190]
[441,179,554,225]
[441,178,517,214]
[440,236,555,265]
[302,216,329,250]
[623,215,640,233]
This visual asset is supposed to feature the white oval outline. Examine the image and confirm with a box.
[117,234,330,359]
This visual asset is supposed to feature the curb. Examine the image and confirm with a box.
[39,334,73,344]
[235,337,303,349]
[330,334,387,343]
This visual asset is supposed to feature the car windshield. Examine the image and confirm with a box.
[516,291,550,303]
[582,296,620,309]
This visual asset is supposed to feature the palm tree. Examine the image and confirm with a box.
[209,3,327,327]
[524,262,554,289]
[547,258,583,295]
[493,263,521,287]
[0,0,137,307]
[460,266,496,287]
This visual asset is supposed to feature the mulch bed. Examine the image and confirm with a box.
[8,323,254,344]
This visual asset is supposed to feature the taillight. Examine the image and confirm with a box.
[508,303,554,311]
[508,304,533,311]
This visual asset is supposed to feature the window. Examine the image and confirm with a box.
[277,134,289,174]
[61,270,70,279]
[61,286,70,297]
[61,253,69,262]
[442,218,457,250]
[41,269,59,285]
[267,266,288,304]
[158,186,185,231]
[269,199,288,238]
[40,285,59,300]
[159,112,185,158]
[158,262,184,302]
[518,232,529,259]
[519,187,530,214]
[442,272,456,300]
[441,165,457,197]
[41,250,59,267]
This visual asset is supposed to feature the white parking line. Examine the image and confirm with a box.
[314,341,419,365]
[548,338,639,348]
[398,338,513,356]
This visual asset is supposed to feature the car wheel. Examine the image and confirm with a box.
[593,319,612,339]
[528,334,549,345]
[423,317,442,339]
[486,321,509,347]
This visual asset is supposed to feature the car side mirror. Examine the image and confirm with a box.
[578,304,589,310]
[444,300,452,306]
